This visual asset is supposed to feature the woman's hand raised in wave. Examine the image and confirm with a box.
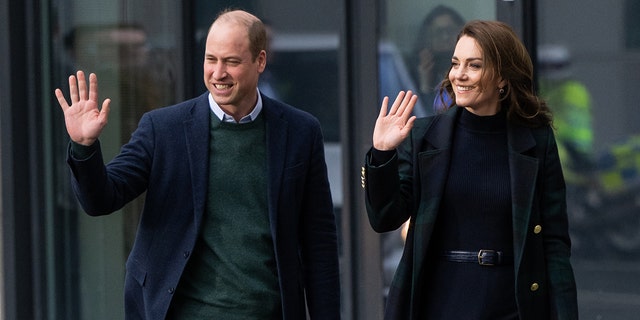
[373,90,418,151]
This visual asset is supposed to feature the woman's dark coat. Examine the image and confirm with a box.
[363,106,578,320]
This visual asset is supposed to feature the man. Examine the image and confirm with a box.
[55,9,340,319]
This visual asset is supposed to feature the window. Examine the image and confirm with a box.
[48,1,184,318]
[538,0,640,317]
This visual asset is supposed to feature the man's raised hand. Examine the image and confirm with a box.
[54,70,111,146]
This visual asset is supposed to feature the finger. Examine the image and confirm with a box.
[378,96,389,118]
[99,98,111,123]
[397,90,417,118]
[403,116,417,132]
[389,91,406,115]
[407,93,418,114]
[89,73,98,102]
[77,70,87,101]
[54,88,70,110]
[68,74,78,103]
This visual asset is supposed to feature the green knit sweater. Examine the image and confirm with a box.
[170,112,281,319]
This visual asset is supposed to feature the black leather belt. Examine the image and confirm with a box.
[442,250,513,266]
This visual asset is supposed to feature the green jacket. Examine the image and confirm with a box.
[364,106,578,320]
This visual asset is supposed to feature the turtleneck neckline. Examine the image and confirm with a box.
[459,107,507,133]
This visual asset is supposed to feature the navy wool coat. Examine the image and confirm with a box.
[67,93,341,319]
[363,106,578,320]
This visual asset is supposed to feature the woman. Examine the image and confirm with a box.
[363,20,578,319]
[409,5,465,111]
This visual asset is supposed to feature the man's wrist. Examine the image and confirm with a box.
[70,140,98,159]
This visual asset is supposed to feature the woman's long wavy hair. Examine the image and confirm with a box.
[437,20,552,127]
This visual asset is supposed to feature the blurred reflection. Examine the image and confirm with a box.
[594,134,640,256]
[378,41,427,117]
[538,44,597,257]
[64,24,176,131]
[408,5,465,112]
[68,25,149,68]
[63,24,178,252]
[539,44,594,183]
[539,44,640,259]
[258,20,280,100]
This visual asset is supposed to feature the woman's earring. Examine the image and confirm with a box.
[499,87,505,94]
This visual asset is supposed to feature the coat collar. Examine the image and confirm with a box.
[421,106,458,150]
[184,93,212,228]
[262,94,288,240]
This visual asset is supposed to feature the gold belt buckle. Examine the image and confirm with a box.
[478,249,496,266]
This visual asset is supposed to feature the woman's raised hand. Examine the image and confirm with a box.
[54,70,111,146]
[372,90,418,150]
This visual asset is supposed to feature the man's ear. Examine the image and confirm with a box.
[258,50,267,72]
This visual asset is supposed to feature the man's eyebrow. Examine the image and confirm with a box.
[204,53,242,60]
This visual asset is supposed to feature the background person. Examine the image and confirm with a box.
[363,20,578,319]
[538,43,594,186]
[55,9,340,320]
[408,5,465,112]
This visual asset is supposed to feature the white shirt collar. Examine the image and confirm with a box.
[208,88,263,123]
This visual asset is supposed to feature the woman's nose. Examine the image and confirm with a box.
[453,67,467,80]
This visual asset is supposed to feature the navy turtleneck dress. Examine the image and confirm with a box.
[421,108,518,319]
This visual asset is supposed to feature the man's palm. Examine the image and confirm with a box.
[55,71,110,146]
